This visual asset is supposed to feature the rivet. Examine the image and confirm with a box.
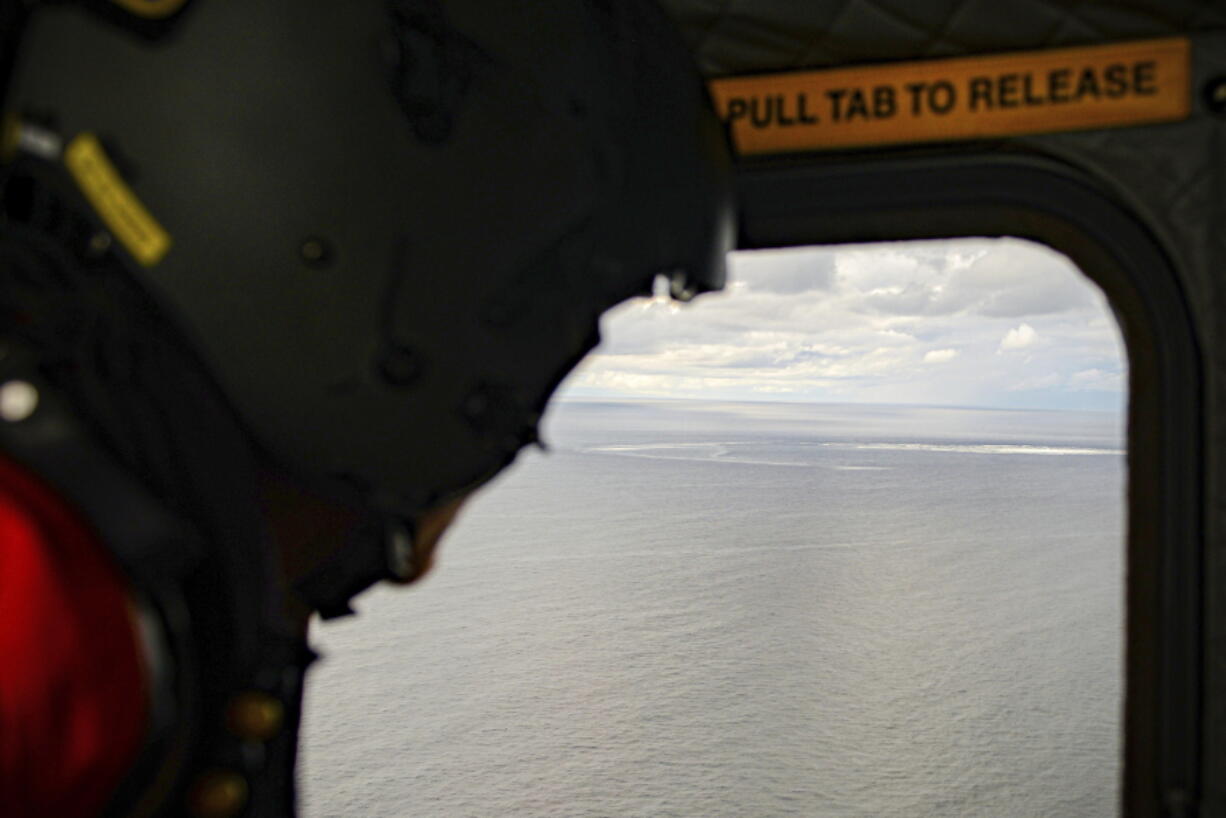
[0,380,39,422]
[187,770,248,818]
[1204,76,1226,115]
[87,232,112,257]
[299,236,332,267]
[226,691,285,742]
[378,346,421,387]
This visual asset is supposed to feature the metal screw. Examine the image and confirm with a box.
[0,380,39,422]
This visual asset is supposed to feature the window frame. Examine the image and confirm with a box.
[735,151,1205,817]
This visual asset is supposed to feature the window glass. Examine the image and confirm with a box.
[302,238,1126,817]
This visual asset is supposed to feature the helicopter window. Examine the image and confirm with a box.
[300,237,1125,817]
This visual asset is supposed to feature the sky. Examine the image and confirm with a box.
[558,237,1126,413]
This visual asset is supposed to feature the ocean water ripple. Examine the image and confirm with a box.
[302,402,1124,817]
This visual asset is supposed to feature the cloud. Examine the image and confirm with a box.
[1007,373,1062,392]
[864,282,936,315]
[929,241,1094,317]
[976,281,1092,317]
[1068,368,1122,391]
[923,348,958,364]
[560,238,1126,411]
[732,246,836,294]
[999,323,1037,351]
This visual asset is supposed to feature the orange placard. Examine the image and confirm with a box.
[708,37,1190,155]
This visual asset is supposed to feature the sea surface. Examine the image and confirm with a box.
[300,400,1125,817]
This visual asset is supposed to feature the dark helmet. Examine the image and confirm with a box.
[0,2,731,812]
[3,0,733,517]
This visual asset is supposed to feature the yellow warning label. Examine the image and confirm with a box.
[708,37,1190,155]
[64,133,172,267]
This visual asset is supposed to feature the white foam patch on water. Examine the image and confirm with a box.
[580,441,1122,465]
[586,443,727,454]
[581,443,806,468]
[825,443,1124,456]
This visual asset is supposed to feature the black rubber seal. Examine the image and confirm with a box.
[735,151,1204,818]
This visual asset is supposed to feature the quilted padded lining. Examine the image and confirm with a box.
[659,0,1226,76]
